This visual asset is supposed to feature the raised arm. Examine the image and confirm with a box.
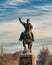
[19,18,23,24]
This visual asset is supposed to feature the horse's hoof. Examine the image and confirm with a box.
[23,51,26,53]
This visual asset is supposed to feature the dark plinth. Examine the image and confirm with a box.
[19,52,35,65]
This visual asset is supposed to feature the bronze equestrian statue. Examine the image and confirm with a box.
[19,18,34,53]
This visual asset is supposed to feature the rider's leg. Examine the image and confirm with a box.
[19,33,22,41]
[19,32,24,41]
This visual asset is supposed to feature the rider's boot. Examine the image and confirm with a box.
[19,32,24,41]
[19,34,22,41]
[19,38,22,41]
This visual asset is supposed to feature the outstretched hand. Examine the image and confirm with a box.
[19,18,21,21]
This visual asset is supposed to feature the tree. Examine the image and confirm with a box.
[45,58,52,65]
[0,43,6,65]
[37,47,49,65]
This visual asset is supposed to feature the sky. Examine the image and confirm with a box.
[0,0,52,56]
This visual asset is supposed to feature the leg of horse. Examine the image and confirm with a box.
[31,32,34,41]
[28,42,32,53]
[23,40,26,51]
[30,43,32,53]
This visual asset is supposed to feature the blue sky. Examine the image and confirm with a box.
[0,0,52,21]
[0,0,52,56]
[0,0,52,41]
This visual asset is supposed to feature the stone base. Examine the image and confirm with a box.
[19,52,35,65]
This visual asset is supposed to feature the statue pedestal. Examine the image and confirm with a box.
[19,52,35,65]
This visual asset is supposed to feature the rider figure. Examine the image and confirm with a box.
[19,18,34,41]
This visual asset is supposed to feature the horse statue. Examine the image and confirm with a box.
[19,18,34,53]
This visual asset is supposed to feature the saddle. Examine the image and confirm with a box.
[21,31,32,40]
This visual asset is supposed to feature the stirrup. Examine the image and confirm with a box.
[19,38,22,41]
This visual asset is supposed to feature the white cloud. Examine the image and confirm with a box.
[0,21,24,43]
[0,12,52,42]
[0,16,52,43]
[5,45,23,50]
[0,4,52,42]
[14,0,27,2]
[2,0,27,6]
[33,5,52,15]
